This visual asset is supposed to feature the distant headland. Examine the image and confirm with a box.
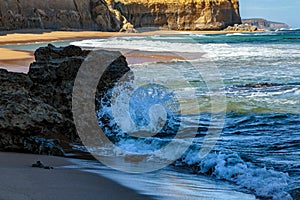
[242,18,291,30]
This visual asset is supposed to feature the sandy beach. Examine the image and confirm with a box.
[0,29,246,45]
[0,48,34,73]
[0,29,261,73]
[0,152,153,200]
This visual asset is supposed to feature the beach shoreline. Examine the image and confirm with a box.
[0,31,298,199]
[0,152,153,200]
[0,29,264,45]
[0,29,263,73]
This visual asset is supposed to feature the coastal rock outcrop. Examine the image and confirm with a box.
[0,0,241,31]
[0,45,130,155]
[0,69,65,155]
[224,23,257,32]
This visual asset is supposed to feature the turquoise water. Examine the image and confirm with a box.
[0,40,74,51]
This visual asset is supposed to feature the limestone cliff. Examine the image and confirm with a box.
[109,0,241,30]
[0,0,241,31]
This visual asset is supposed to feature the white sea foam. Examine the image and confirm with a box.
[276,28,300,31]
[71,36,300,62]
[96,84,294,199]
[66,158,257,200]
[79,137,293,199]
[71,38,205,53]
[180,151,293,200]
[226,33,252,36]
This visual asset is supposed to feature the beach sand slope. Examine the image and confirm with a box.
[0,152,152,200]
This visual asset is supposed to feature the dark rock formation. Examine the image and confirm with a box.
[289,188,300,200]
[0,45,130,155]
[0,0,99,30]
[0,69,65,155]
[242,18,291,30]
[32,160,54,169]
[0,0,242,31]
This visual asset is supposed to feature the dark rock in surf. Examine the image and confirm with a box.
[289,188,300,200]
[0,69,65,155]
[0,45,130,155]
[238,82,278,88]
[32,160,54,169]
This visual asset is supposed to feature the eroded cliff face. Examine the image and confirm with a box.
[0,0,96,30]
[110,0,241,30]
[0,0,125,31]
[0,0,241,31]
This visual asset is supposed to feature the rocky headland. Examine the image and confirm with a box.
[0,45,130,156]
[242,18,291,30]
[0,0,241,32]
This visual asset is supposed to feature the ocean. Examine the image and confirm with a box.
[70,30,300,200]
[3,29,300,199]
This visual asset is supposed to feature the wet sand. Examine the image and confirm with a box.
[0,152,152,200]
[0,48,34,73]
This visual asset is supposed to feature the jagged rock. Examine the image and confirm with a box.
[0,45,130,156]
[224,23,258,32]
[0,69,65,136]
[32,160,54,169]
[0,69,66,155]
[22,137,64,156]
[28,44,130,139]
[0,132,65,156]
[120,22,138,33]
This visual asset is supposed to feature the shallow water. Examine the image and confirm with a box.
[65,159,257,200]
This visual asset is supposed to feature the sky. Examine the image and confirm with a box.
[239,0,300,28]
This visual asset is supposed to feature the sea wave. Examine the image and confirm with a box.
[94,82,295,199]
[178,151,292,200]
[225,33,252,36]
[276,28,300,32]
[71,36,300,62]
